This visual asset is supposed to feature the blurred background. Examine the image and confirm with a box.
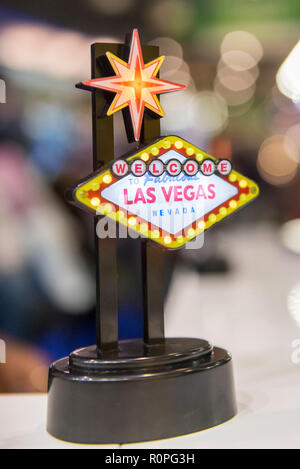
[0,0,300,393]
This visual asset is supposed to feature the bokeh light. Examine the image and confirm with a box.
[215,30,262,113]
[277,40,300,102]
[0,23,118,80]
[220,50,257,72]
[189,91,228,137]
[214,80,255,107]
[161,89,195,132]
[221,31,263,63]
[257,135,298,185]
[280,219,300,255]
[217,66,258,92]
[147,36,183,60]
[162,69,194,89]
[285,123,300,162]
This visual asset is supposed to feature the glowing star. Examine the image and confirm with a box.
[79,29,185,141]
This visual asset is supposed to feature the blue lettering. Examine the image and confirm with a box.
[143,171,200,186]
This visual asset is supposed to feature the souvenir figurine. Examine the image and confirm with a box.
[47,29,259,444]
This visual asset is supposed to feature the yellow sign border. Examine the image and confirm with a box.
[74,136,259,249]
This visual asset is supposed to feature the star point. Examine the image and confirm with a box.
[80,29,185,141]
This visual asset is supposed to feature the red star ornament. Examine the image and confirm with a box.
[80,29,185,141]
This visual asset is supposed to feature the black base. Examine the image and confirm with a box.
[47,338,237,444]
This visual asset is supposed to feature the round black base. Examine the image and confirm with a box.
[47,338,237,444]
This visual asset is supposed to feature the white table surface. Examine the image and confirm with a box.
[0,225,299,449]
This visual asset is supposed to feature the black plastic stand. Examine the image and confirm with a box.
[47,39,237,445]
[47,338,236,444]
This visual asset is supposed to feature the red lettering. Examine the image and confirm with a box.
[196,185,207,200]
[202,163,212,174]
[170,163,179,174]
[185,163,196,175]
[208,184,215,199]
[151,163,160,174]
[123,188,133,205]
[184,185,194,201]
[134,188,146,204]
[161,186,173,202]
[114,163,126,175]
[134,163,143,174]
[174,186,183,201]
[146,187,156,203]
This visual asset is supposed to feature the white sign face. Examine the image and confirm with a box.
[101,150,238,235]
[74,136,259,249]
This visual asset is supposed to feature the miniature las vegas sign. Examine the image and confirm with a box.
[71,136,259,249]
[73,29,259,249]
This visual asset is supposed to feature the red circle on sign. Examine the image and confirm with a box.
[217,159,232,176]
[166,159,181,176]
[200,159,216,176]
[131,159,147,177]
[149,159,164,176]
[112,159,129,178]
[183,159,199,176]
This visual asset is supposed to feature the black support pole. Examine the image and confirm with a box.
[141,45,165,345]
[141,240,165,344]
[91,43,122,353]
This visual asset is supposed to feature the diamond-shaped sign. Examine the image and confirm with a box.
[71,136,259,249]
